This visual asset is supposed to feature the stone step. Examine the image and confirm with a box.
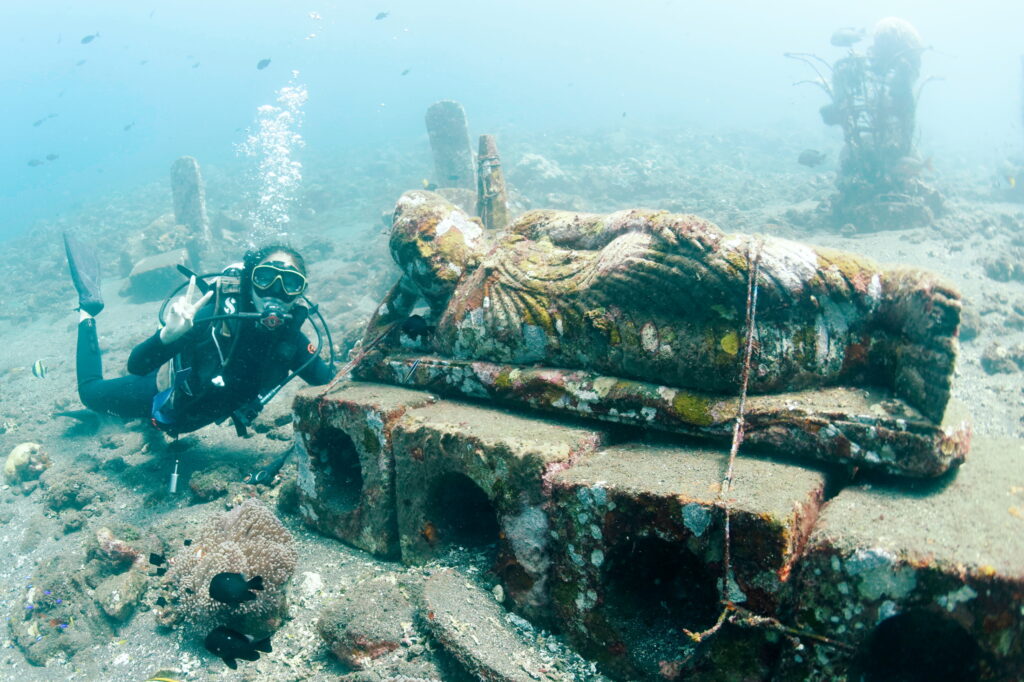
[294,383,438,558]
[777,436,1024,682]
[389,398,609,620]
[546,438,829,680]
[292,383,1022,681]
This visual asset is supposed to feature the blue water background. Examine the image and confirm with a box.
[2,0,1022,239]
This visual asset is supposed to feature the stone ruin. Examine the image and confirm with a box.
[790,17,944,231]
[290,174,1023,679]
[120,155,214,301]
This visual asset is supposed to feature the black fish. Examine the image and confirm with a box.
[149,553,166,566]
[797,149,827,168]
[45,153,59,161]
[375,11,389,20]
[209,572,264,605]
[401,68,410,76]
[75,59,87,66]
[32,119,44,127]
[27,159,44,167]
[123,122,135,132]
[256,58,271,70]
[80,33,99,44]
[204,625,272,670]
[183,539,192,546]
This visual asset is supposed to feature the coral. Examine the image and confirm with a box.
[3,442,50,486]
[9,554,112,665]
[316,575,414,669]
[157,498,296,636]
[94,569,148,621]
[42,472,109,512]
[89,525,151,573]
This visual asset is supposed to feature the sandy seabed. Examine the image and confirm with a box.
[1,128,1022,680]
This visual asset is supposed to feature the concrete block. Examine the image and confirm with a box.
[119,248,189,302]
[293,383,437,558]
[777,437,1024,682]
[546,441,828,680]
[390,400,608,619]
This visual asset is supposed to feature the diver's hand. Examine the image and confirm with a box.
[160,276,213,344]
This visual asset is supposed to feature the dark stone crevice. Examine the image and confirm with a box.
[427,472,500,551]
[307,427,363,514]
[851,609,981,682]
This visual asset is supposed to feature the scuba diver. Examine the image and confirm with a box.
[63,235,335,481]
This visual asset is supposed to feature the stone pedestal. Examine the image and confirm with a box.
[546,441,828,679]
[357,354,971,478]
[776,437,1024,682]
[293,383,436,558]
[389,399,607,619]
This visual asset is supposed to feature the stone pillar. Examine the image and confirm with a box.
[475,134,510,231]
[170,156,212,269]
[424,101,475,190]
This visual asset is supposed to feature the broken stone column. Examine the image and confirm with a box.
[475,134,510,231]
[292,383,436,559]
[170,156,212,269]
[424,101,475,190]
[776,437,1024,682]
[546,441,828,680]
[389,399,608,621]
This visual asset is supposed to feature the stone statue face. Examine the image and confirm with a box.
[389,190,488,304]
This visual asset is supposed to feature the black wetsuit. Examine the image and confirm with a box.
[76,302,332,435]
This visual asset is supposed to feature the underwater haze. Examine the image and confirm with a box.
[6,1,1024,680]
[3,0,1023,239]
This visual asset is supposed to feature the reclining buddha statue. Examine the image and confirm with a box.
[359,190,960,430]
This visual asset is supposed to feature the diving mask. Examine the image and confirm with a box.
[252,262,307,298]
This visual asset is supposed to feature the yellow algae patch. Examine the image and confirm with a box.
[719,331,740,356]
[494,369,514,391]
[672,391,714,426]
[592,376,619,398]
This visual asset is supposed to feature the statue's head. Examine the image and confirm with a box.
[389,190,488,304]
[870,17,923,76]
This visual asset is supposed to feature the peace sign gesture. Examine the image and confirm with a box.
[159,275,213,344]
